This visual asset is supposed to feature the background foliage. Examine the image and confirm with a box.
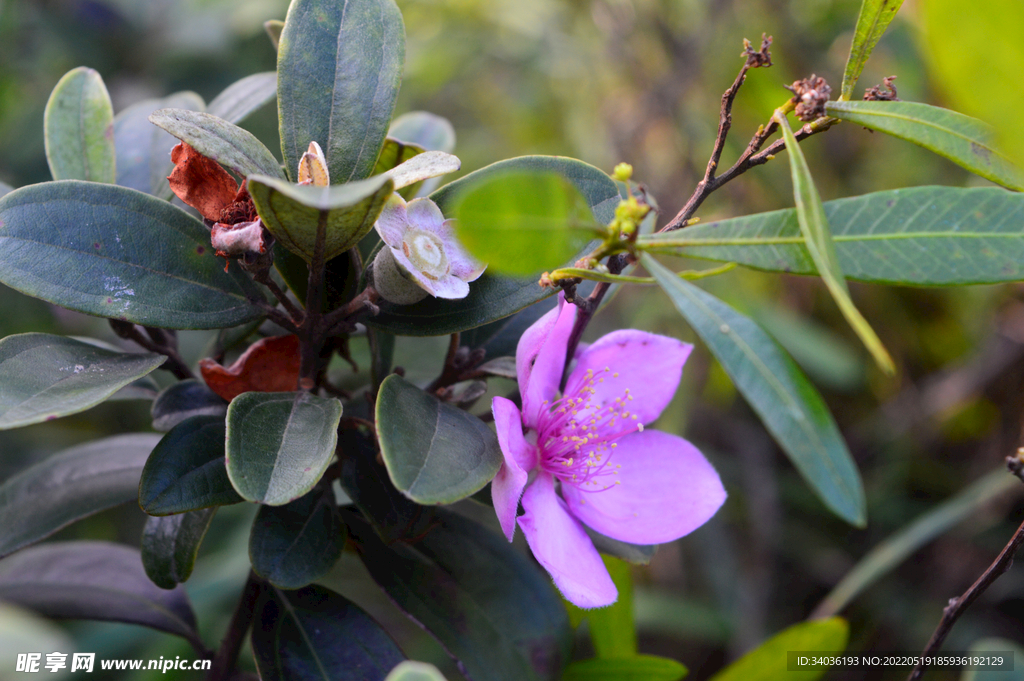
[0,0,1022,679]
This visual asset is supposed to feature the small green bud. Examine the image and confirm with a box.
[612,162,633,182]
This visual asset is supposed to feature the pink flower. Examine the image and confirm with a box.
[491,295,726,608]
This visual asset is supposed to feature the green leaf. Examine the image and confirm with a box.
[249,490,345,589]
[369,155,620,336]
[389,112,456,153]
[265,20,284,50]
[708,618,848,681]
[372,137,425,177]
[226,391,343,506]
[248,173,393,264]
[961,638,1024,681]
[839,0,904,101]
[0,541,202,649]
[385,151,460,191]
[277,0,405,183]
[386,662,448,681]
[139,415,243,515]
[149,108,285,180]
[141,508,217,590]
[113,91,205,199]
[207,72,278,125]
[0,333,164,429]
[813,469,1019,619]
[586,529,657,566]
[562,656,688,681]
[151,379,228,432]
[375,375,502,504]
[252,584,406,681]
[0,434,160,558]
[455,171,596,276]
[776,114,893,374]
[570,556,636,659]
[44,67,115,183]
[0,181,266,329]
[640,186,1024,286]
[826,100,1024,191]
[346,509,573,681]
[642,255,866,526]
[0,181,13,200]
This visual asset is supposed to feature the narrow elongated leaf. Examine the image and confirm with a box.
[455,171,596,276]
[386,662,448,681]
[346,509,573,681]
[0,333,164,429]
[141,508,217,589]
[708,618,848,681]
[826,100,1024,190]
[151,379,228,432]
[249,490,345,589]
[643,255,866,526]
[369,156,619,336]
[207,72,278,125]
[562,656,688,681]
[248,173,393,263]
[813,469,1020,619]
[277,0,405,183]
[389,112,456,153]
[376,375,502,504]
[385,151,460,191]
[44,67,115,183]
[776,114,893,374]
[840,0,904,101]
[226,391,342,506]
[150,108,285,180]
[253,585,405,681]
[0,434,160,558]
[641,186,1024,286]
[0,181,265,328]
[568,556,636,659]
[139,415,242,515]
[114,91,205,199]
[0,541,202,649]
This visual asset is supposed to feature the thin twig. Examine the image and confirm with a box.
[321,286,381,336]
[259,275,304,324]
[109,320,195,380]
[245,292,300,334]
[907,515,1024,680]
[426,332,463,393]
[206,571,262,681]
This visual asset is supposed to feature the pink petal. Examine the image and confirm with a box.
[516,302,560,392]
[491,397,534,540]
[438,219,486,282]
[406,197,446,233]
[519,473,617,608]
[565,330,692,427]
[521,296,576,427]
[427,275,470,299]
[375,195,409,246]
[389,246,438,295]
[562,429,725,545]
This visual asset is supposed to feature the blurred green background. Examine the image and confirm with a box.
[1,0,1023,679]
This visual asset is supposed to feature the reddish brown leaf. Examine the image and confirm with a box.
[167,142,239,222]
[200,335,302,401]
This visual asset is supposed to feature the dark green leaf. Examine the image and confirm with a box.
[113,91,205,199]
[277,0,405,183]
[0,333,164,429]
[248,173,393,263]
[461,297,556,359]
[252,584,405,681]
[562,656,688,681]
[44,67,115,183]
[389,112,456,153]
[139,415,243,515]
[369,155,619,336]
[226,391,342,506]
[0,541,202,649]
[376,375,502,504]
[776,114,893,374]
[826,100,1024,190]
[141,508,217,590]
[151,379,228,432]
[347,509,572,681]
[0,434,160,558]
[0,181,266,328]
[643,255,866,526]
[149,108,285,180]
[640,186,1024,286]
[708,618,848,681]
[207,72,278,125]
[455,171,596,276]
[840,0,904,101]
[586,527,657,566]
[249,490,345,589]
[368,327,395,393]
